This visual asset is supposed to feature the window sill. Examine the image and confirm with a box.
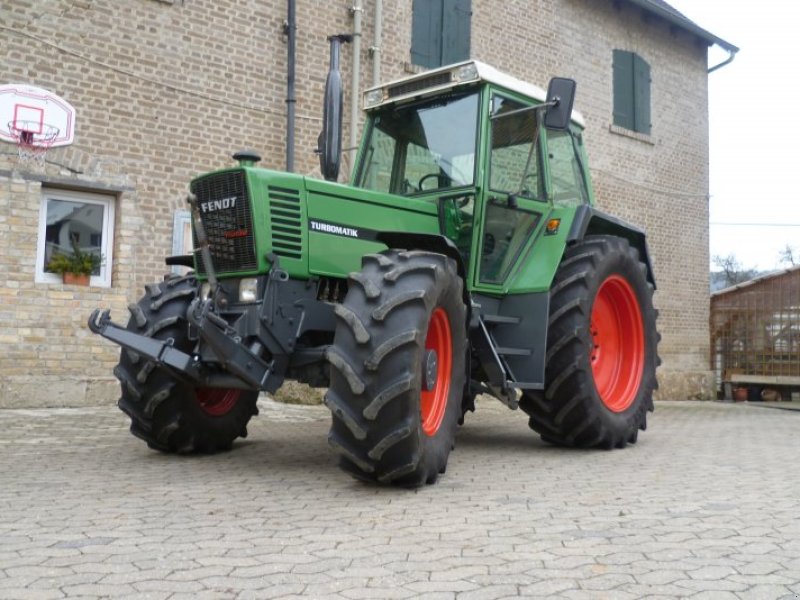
[609,124,655,145]
[36,273,111,289]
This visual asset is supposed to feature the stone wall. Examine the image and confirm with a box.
[0,0,714,407]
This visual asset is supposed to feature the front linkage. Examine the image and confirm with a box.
[88,257,334,396]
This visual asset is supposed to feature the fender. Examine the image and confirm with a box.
[567,205,657,288]
[376,231,472,309]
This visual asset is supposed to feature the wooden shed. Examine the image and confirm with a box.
[710,267,800,400]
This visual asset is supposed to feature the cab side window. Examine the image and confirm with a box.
[546,130,589,207]
[489,96,543,200]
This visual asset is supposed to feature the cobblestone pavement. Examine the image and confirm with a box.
[1,398,799,599]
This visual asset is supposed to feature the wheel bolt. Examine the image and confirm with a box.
[423,349,438,391]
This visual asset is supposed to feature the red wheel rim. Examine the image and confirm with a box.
[420,307,452,436]
[590,275,644,412]
[195,388,241,416]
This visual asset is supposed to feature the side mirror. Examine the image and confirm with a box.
[544,77,576,130]
[317,35,351,181]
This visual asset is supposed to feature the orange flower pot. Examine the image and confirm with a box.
[62,272,90,286]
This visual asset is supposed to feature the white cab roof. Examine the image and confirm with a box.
[364,60,585,127]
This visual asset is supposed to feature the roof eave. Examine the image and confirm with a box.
[625,0,739,53]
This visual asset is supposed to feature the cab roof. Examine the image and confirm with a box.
[363,60,585,127]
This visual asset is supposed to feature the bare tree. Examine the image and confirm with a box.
[778,244,798,267]
[713,254,757,288]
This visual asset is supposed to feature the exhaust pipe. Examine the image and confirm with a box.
[317,34,352,181]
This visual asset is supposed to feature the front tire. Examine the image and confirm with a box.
[519,235,659,448]
[114,274,259,453]
[326,250,467,486]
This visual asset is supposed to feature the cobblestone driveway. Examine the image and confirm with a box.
[1,399,799,599]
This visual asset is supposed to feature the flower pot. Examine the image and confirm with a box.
[62,272,90,286]
[733,387,748,402]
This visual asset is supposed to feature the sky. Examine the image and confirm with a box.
[665,0,800,271]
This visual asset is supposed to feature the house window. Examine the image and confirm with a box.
[172,209,193,275]
[36,188,115,287]
[613,49,651,135]
[411,0,471,69]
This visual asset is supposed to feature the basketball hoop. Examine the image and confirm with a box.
[8,120,60,165]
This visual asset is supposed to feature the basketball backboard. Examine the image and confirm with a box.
[0,84,76,148]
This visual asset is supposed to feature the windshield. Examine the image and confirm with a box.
[357,91,479,196]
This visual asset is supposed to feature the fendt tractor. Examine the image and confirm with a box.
[89,50,659,487]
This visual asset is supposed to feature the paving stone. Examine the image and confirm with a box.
[406,580,481,593]
[559,589,639,600]
[455,584,519,600]
[429,566,487,582]
[673,577,750,593]
[735,585,798,600]
[237,583,307,599]
[339,586,416,599]
[634,570,687,585]
[0,589,65,600]
[578,573,636,590]
[688,566,738,580]
[1,401,799,598]
[60,583,137,596]
[518,579,578,595]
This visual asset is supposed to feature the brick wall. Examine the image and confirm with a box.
[0,0,713,407]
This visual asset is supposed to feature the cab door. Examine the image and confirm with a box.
[474,93,547,290]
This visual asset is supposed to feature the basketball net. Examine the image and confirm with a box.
[8,120,59,166]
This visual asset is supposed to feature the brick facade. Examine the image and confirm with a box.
[0,0,714,407]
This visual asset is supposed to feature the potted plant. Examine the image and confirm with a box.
[46,243,102,286]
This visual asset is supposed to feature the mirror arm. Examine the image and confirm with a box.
[489,100,557,121]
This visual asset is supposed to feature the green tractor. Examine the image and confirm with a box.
[90,56,659,487]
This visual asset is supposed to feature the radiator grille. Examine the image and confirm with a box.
[190,170,257,274]
[268,186,303,260]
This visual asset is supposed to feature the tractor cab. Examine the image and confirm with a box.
[353,61,592,290]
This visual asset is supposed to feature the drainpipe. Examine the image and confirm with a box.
[708,47,738,74]
[371,0,383,86]
[348,0,363,175]
[285,0,297,172]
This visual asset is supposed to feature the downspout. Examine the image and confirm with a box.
[285,0,297,171]
[371,0,382,86]
[708,47,738,74]
[348,0,363,175]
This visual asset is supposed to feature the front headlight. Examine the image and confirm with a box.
[239,278,258,303]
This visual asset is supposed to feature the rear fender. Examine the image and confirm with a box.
[567,206,656,288]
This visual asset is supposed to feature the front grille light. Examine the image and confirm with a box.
[239,278,258,303]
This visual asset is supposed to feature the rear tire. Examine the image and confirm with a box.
[114,274,259,453]
[326,250,467,486]
[519,236,659,448]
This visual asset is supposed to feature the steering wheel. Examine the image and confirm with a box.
[418,173,441,190]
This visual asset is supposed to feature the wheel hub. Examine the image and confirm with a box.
[195,388,241,416]
[423,349,438,392]
[590,275,644,412]
[420,307,452,436]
